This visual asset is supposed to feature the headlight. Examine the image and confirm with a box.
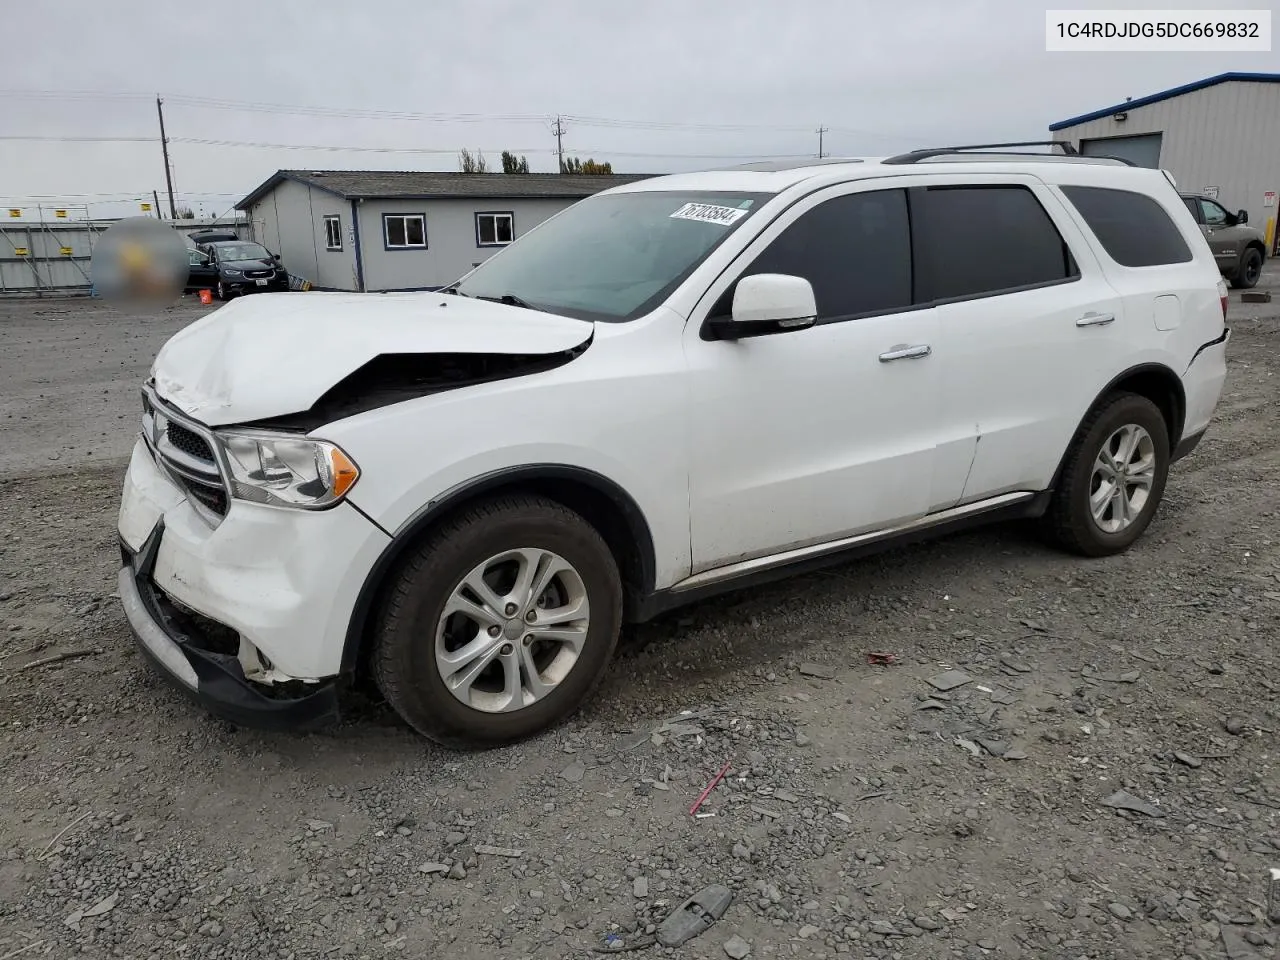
[222,269,243,277]
[217,431,359,509]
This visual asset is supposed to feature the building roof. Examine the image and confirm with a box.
[236,169,655,209]
[1049,71,1280,131]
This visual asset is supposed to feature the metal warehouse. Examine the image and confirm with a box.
[1049,71,1280,254]
[235,170,651,293]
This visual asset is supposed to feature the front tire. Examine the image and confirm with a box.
[1043,393,1170,557]
[372,495,623,748]
[215,280,228,301]
[1230,248,1263,289]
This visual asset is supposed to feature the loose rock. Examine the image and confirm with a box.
[1174,751,1203,769]
[927,670,974,692]
[798,663,835,680]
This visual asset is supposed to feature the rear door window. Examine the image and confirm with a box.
[911,185,1079,302]
[1060,185,1193,267]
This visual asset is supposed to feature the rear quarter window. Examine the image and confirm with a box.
[1060,185,1193,268]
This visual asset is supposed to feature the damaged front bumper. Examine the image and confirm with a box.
[119,524,340,729]
[116,430,390,731]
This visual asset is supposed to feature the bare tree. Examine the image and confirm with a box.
[458,148,489,173]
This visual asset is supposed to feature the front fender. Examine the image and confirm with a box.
[318,342,692,593]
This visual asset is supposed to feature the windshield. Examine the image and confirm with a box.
[215,242,271,261]
[453,190,770,321]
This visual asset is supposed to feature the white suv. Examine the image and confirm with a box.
[118,144,1230,747]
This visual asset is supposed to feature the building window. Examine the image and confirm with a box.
[383,214,427,250]
[476,211,515,247]
[323,215,342,251]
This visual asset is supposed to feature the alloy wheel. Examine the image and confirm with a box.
[434,548,590,713]
[1089,423,1156,534]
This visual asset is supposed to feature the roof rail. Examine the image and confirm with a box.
[882,140,1077,163]
[882,140,1134,167]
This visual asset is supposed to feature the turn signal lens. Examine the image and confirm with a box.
[327,447,360,499]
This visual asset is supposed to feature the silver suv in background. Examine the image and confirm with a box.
[1181,193,1268,289]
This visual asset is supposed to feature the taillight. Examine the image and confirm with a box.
[1218,279,1229,321]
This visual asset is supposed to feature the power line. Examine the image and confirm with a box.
[0,135,157,143]
[0,89,548,124]
[0,89,151,102]
[1,131,833,161]
[167,94,549,125]
[172,137,543,154]
[2,191,240,200]
[171,138,813,160]
[0,88,928,142]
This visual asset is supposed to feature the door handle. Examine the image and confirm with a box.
[1076,312,1115,327]
[879,344,932,362]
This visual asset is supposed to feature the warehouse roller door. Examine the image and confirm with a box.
[1080,133,1164,168]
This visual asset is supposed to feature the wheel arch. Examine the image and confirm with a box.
[340,464,657,676]
[1050,363,1185,490]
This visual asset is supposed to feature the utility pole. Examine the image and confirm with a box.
[817,125,828,159]
[552,116,566,173]
[152,190,162,219]
[155,96,177,219]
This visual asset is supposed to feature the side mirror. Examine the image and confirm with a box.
[1236,209,1248,224]
[707,274,818,340]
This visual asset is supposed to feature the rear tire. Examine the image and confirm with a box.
[371,495,623,748]
[1043,393,1170,557]
[1230,248,1262,289]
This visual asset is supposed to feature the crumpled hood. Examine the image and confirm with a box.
[151,291,593,426]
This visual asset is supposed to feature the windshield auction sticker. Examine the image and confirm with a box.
[670,202,748,226]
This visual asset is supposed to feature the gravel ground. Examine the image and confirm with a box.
[1,275,1278,960]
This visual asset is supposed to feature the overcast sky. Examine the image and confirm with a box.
[2,0,1275,220]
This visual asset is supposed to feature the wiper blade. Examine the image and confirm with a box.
[477,293,541,312]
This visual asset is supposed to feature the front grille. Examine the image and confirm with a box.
[244,268,274,279]
[184,481,228,515]
[142,385,229,522]
[166,421,214,463]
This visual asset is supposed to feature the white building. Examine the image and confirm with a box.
[1049,71,1279,253]
[236,170,651,292]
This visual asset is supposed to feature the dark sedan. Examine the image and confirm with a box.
[204,241,290,299]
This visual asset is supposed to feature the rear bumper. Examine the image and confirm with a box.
[1181,327,1230,444]
[1171,428,1206,463]
[119,524,340,729]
